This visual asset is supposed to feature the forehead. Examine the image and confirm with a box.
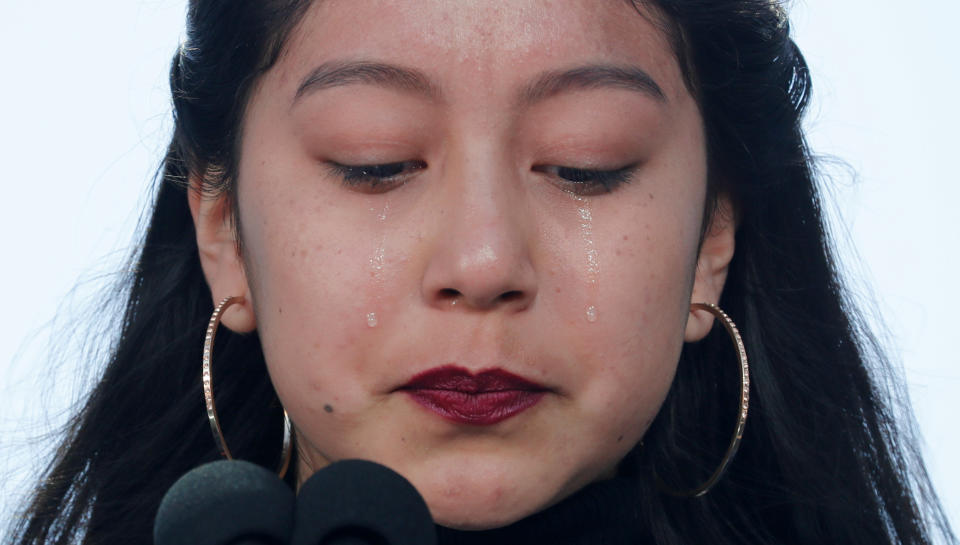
[275,0,685,101]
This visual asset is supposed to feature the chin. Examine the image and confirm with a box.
[408,460,563,531]
[427,492,538,531]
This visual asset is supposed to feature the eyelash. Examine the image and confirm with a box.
[328,160,427,191]
[327,160,636,195]
[533,164,637,195]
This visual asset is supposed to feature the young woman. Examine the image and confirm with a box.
[12,0,956,543]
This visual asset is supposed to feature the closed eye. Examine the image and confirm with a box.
[533,163,637,195]
[328,160,426,192]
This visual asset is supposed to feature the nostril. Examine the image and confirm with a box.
[438,288,461,301]
[434,288,527,308]
[499,291,525,303]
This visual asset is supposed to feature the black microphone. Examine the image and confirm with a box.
[154,460,294,545]
[291,459,437,545]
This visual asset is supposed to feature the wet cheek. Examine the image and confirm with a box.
[248,215,385,410]
[567,207,689,433]
[353,204,417,331]
[541,197,606,325]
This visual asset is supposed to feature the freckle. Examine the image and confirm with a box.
[622,235,629,241]
[324,404,334,413]
[337,249,342,255]
[278,306,282,315]
[648,192,654,200]
[555,287,561,294]
[617,435,624,442]
[615,249,622,256]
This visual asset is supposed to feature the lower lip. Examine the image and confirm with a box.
[404,389,546,425]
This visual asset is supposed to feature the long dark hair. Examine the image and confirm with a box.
[11,1,955,544]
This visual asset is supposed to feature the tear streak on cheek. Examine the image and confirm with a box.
[365,200,391,329]
[573,195,601,324]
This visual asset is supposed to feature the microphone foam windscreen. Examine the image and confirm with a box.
[154,460,295,545]
[292,459,436,545]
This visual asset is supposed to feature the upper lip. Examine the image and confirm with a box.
[398,365,549,393]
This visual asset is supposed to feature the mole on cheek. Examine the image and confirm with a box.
[324,404,334,414]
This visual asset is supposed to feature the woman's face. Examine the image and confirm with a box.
[193,0,734,530]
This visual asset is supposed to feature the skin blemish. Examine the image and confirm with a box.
[324,404,334,413]
[617,435,624,443]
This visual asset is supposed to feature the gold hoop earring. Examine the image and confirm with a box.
[202,296,292,478]
[658,302,749,497]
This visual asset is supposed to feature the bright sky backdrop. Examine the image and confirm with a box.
[2,0,958,540]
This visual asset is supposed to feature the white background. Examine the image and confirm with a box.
[1,0,957,540]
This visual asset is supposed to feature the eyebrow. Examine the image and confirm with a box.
[294,61,440,103]
[520,64,667,106]
[293,61,666,107]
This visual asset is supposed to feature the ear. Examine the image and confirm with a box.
[188,175,257,332]
[684,196,736,342]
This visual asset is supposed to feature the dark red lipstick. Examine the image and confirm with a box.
[399,366,548,425]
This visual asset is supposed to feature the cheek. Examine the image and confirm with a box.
[573,261,688,439]
[237,180,400,422]
[552,182,702,445]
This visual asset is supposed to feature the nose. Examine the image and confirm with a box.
[420,160,538,313]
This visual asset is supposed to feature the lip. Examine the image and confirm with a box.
[398,365,549,425]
